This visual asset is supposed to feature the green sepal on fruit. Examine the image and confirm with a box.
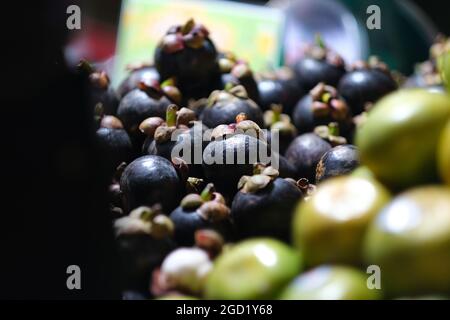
[279,265,382,300]
[356,89,450,190]
[364,186,450,297]
[204,238,302,300]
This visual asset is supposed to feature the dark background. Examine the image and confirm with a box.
[409,0,449,35]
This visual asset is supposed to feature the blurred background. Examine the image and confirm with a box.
[69,0,449,85]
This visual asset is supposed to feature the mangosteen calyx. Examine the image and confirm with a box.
[293,177,317,200]
[303,35,345,68]
[179,183,230,224]
[309,83,350,122]
[314,122,347,147]
[161,18,210,53]
[264,104,297,135]
[207,84,249,108]
[114,205,174,240]
[138,78,182,105]
[237,164,280,194]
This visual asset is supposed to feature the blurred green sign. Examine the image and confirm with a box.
[113,0,285,87]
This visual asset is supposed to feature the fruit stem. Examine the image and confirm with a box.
[271,104,282,123]
[315,34,326,50]
[328,122,340,136]
[224,82,235,91]
[166,104,178,127]
[181,18,195,35]
[200,183,215,202]
[161,77,176,88]
[140,207,156,222]
[77,59,94,75]
[322,92,331,103]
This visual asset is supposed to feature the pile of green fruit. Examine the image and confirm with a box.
[85,19,450,300]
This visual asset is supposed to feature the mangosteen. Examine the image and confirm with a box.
[285,133,332,182]
[315,144,360,183]
[95,121,133,176]
[292,83,353,137]
[338,57,398,115]
[264,104,297,155]
[138,116,165,154]
[231,165,303,242]
[257,67,303,114]
[223,62,260,104]
[114,205,176,292]
[120,155,182,213]
[169,183,234,246]
[292,36,346,93]
[277,155,299,179]
[154,19,219,99]
[117,62,160,98]
[117,79,181,138]
[257,78,285,111]
[78,60,119,116]
[274,66,304,113]
[187,97,209,120]
[200,85,264,128]
[202,117,272,198]
[143,105,208,178]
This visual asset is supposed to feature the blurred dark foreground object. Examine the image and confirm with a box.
[0,1,121,299]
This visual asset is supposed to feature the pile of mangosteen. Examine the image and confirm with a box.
[87,19,450,300]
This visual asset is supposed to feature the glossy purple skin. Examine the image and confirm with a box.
[258,79,302,114]
[293,57,345,93]
[117,89,172,137]
[291,94,354,139]
[120,155,182,213]
[96,127,133,175]
[202,134,272,197]
[277,73,304,114]
[315,144,360,183]
[117,66,160,99]
[220,73,260,104]
[91,86,119,116]
[169,206,234,246]
[266,127,296,156]
[285,133,332,182]
[154,38,219,99]
[278,155,299,179]
[231,178,302,242]
[257,79,285,111]
[144,123,209,178]
[200,98,264,129]
[292,95,320,133]
[338,69,397,115]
